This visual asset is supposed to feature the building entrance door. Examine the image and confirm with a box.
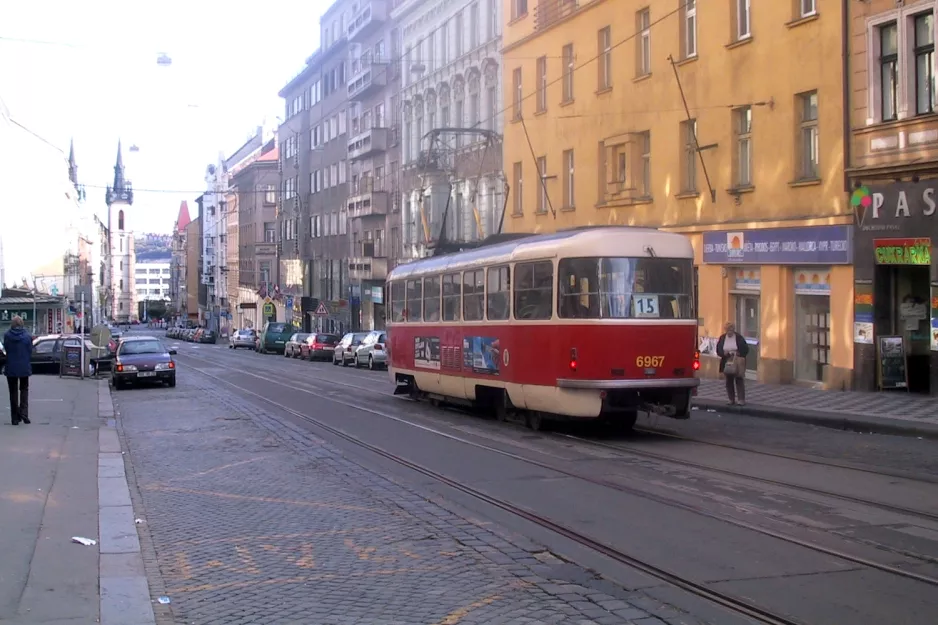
[735,295,760,379]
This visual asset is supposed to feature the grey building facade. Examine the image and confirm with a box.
[234,141,280,317]
[346,0,402,330]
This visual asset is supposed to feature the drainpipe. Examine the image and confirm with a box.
[842,0,852,193]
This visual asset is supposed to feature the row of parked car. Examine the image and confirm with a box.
[165,327,217,344]
[221,322,389,370]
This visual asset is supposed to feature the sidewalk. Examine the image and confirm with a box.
[694,376,938,439]
[0,375,155,625]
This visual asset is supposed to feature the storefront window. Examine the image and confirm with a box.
[730,268,761,376]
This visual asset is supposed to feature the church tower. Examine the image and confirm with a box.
[105,140,135,322]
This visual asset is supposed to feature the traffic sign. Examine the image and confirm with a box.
[315,302,329,316]
[263,302,275,317]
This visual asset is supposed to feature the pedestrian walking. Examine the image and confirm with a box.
[716,321,749,406]
[3,315,33,425]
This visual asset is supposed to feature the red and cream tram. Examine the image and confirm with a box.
[385,226,700,430]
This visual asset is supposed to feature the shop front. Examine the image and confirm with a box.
[700,224,854,389]
[851,181,938,393]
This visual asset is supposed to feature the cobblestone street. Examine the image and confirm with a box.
[114,367,677,625]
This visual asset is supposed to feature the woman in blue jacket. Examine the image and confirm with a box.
[3,316,33,425]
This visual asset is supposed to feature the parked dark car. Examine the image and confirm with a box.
[300,333,340,361]
[198,330,217,344]
[110,336,177,390]
[32,334,93,372]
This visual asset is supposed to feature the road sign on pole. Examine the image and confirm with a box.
[315,302,329,316]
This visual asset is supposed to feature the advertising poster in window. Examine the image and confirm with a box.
[854,281,874,345]
[462,336,500,375]
[931,286,938,352]
[414,336,441,370]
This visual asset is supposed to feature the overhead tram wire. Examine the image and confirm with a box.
[18,0,694,199]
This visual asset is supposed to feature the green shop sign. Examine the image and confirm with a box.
[0,309,32,322]
[874,238,932,265]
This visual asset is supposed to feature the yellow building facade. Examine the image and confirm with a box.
[502,0,855,389]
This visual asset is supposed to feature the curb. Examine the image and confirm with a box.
[97,379,157,625]
[692,397,938,440]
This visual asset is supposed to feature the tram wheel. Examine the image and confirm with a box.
[526,411,548,432]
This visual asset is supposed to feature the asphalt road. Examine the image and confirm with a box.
[116,330,938,624]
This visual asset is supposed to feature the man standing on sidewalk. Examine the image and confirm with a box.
[3,315,33,425]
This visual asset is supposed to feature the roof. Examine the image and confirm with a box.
[175,201,191,233]
[119,335,161,342]
[0,296,64,306]
[258,147,279,162]
[387,226,695,281]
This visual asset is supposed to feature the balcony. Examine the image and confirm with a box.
[534,0,579,30]
[347,126,389,161]
[347,1,387,42]
[347,178,390,218]
[349,256,388,282]
[347,63,388,100]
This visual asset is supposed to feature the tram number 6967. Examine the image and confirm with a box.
[636,356,665,368]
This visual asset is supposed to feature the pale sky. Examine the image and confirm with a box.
[0,0,326,234]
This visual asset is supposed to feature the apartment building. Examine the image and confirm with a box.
[170,201,191,322]
[185,215,202,324]
[846,0,938,394]
[501,0,851,389]
[199,159,226,332]
[278,1,354,333]
[394,0,504,259]
[233,143,280,329]
[346,0,402,330]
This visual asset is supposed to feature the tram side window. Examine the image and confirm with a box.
[424,276,441,322]
[487,265,511,320]
[390,281,406,322]
[405,279,423,321]
[514,261,553,320]
[442,273,461,321]
[463,269,485,321]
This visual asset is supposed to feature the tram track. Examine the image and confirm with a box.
[176,357,806,625]
[175,351,938,595]
[181,346,938,523]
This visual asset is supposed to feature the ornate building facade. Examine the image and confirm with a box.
[105,141,135,323]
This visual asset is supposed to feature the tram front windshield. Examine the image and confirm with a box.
[558,257,694,320]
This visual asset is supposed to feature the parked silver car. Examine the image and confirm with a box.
[229,329,257,349]
[353,331,388,370]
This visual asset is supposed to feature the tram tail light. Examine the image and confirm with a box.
[569,348,578,372]
[693,350,701,371]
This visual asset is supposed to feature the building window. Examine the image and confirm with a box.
[470,3,479,49]
[562,149,575,208]
[799,91,819,179]
[737,0,751,40]
[598,27,612,90]
[264,222,276,243]
[487,85,498,130]
[561,44,574,102]
[637,8,651,76]
[640,131,651,196]
[488,0,498,39]
[915,13,935,115]
[536,156,548,213]
[880,22,899,121]
[734,106,752,188]
[801,0,816,18]
[512,0,527,20]
[455,11,464,56]
[683,0,697,58]
[512,67,523,120]
[681,120,697,192]
[264,185,276,204]
[535,56,547,112]
[118,210,124,230]
[512,161,523,215]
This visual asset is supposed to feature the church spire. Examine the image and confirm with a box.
[106,140,133,206]
[67,138,77,186]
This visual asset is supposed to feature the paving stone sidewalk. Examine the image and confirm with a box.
[112,368,704,625]
[0,374,154,625]
[694,376,938,438]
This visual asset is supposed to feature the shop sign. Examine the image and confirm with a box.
[371,286,384,304]
[873,238,931,265]
[852,183,938,232]
[794,268,831,296]
[0,309,31,322]
[702,226,852,265]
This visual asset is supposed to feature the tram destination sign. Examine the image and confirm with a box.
[702,225,853,265]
